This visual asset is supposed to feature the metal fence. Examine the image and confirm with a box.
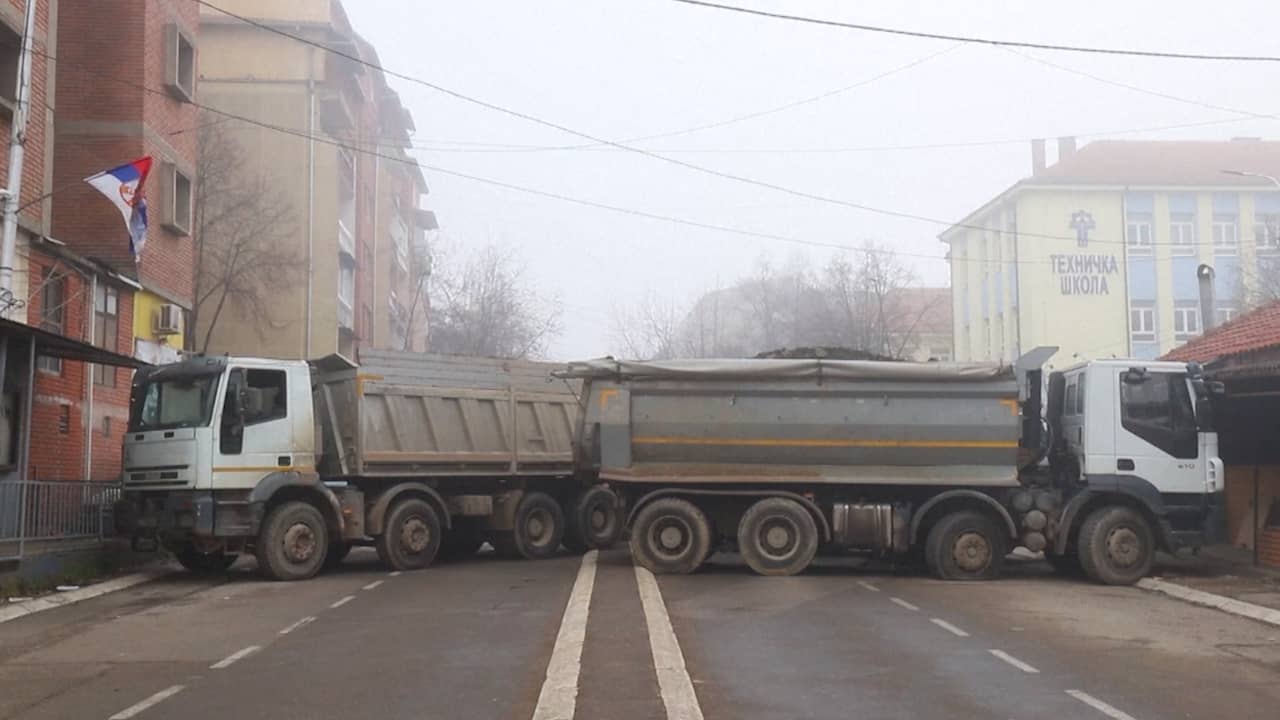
[0,480,121,561]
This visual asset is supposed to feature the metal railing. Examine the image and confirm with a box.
[0,480,121,561]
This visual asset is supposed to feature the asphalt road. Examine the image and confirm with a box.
[2,549,1278,720]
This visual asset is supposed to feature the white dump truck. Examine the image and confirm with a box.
[560,349,1225,585]
[115,350,621,580]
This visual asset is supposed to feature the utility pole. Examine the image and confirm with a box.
[0,0,40,305]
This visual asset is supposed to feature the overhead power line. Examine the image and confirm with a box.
[191,0,1195,249]
[668,0,1280,63]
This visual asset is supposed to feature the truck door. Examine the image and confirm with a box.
[1113,369,1202,493]
[213,367,296,482]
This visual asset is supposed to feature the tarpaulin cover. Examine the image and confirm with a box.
[555,357,1013,382]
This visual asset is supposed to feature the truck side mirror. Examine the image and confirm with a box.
[1207,381,1226,396]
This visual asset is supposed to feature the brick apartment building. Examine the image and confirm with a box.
[0,0,197,484]
[198,0,434,360]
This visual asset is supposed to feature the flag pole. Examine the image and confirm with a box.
[0,0,40,307]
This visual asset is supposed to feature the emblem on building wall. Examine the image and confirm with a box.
[1070,210,1095,248]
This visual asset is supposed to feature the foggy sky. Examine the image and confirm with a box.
[343,0,1280,360]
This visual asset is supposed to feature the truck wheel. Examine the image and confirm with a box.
[1078,506,1154,586]
[255,501,329,581]
[513,492,565,560]
[376,498,442,571]
[631,498,711,575]
[924,510,1007,581]
[176,545,236,574]
[564,486,622,553]
[323,541,352,570]
[737,498,819,577]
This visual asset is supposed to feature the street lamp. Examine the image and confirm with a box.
[1221,168,1280,187]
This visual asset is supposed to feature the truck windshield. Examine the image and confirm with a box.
[129,375,220,432]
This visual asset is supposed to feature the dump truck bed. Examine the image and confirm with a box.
[565,357,1023,488]
[313,350,579,478]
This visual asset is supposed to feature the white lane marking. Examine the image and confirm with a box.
[889,597,918,611]
[108,685,186,719]
[989,649,1039,673]
[279,616,316,635]
[330,595,356,608]
[1066,690,1138,720]
[531,550,598,720]
[210,645,260,670]
[362,580,384,591]
[634,566,706,720]
[857,581,880,593]
[388,571,402,577]
[930,618,970,637]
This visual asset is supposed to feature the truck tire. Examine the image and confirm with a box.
[737,498,819,577]
[631,498,712,575]
[924,510,1007,581]
[376,498,442,571]
[1077,506,1154,586]
[564,486,622,553]
[323,541,352,570]
[512,492,565,560]
[176,546,236,574]
[255,501,329,581]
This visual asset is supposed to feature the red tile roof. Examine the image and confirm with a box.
[1163,301,1280,362]
[1029,139,1280,187]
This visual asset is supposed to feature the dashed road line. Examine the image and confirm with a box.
[531,550,598,720]
[1066,690,1138,720]
[107,685,185,719]
[635,565,705,720]
[857,580,880,592]
[362,580,385,591]
[889,597,918,611]
[929,618,970,637]
[279,616,316,635]
[330,595,356,608]
[988,648,1039,673]
[388,571,402,577]
[210,645,260,670]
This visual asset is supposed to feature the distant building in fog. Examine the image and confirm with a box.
[942,137,1280,365]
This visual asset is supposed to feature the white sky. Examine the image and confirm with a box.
[343,0,1280,360]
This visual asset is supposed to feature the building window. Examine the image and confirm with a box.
[161,162,193,235]
[0,20,19,108]
[94,285,119,387]
[1216,306,1238,325]
[37,269,64,374]
[1173,303,1201,341]
[1212,215,1238,255]
[1169,214,1196,256]
[338,259,355,330]
[1125,217,1153,254]
[163,24,196,102]
[1255,214,1280,254]
[1130,303,1155,344]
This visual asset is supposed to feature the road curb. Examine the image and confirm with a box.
[1137,577,1280,628]
[0,569,171,624]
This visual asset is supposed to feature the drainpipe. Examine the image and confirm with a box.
[304,48,316,360]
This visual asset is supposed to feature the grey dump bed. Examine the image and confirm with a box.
[563,357,1024,488]
[313,350,579,478]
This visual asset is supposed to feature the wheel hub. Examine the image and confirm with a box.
[952,531,991,572]
[653,518,691,556]
[526,509,553,546]
[1105,527,1141,568]
[282,522,316,563]
[401,516,430,553]
[590,507,607,532]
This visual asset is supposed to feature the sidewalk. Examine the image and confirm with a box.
[1149,544,1280,614]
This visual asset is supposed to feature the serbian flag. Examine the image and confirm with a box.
[85,157,153,262]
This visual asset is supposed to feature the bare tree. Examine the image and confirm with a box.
[190,115,302,352]
[611,292,685,360]
[819,242,921,357]
[427,244,560,358]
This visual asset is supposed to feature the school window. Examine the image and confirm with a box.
[1255,215,1280,254]
[1173,303,1201,341]
[1125,217,1153,253]
[93,285,119,387]
[1169,214,1196,255]
[1130,303,1155,343]
[163,24,196,102]
[36,269,64,373]
[1212,215,1238,254]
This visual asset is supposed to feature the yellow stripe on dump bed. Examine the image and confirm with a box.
[630,437,1016,449]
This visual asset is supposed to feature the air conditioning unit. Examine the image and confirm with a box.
[154,304,182,335]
